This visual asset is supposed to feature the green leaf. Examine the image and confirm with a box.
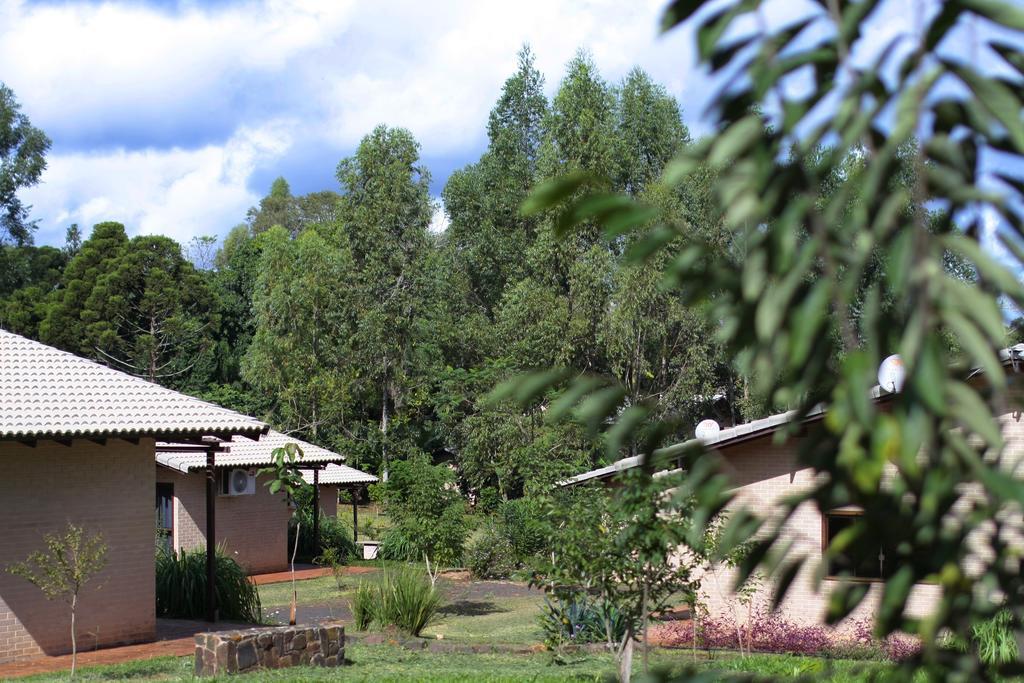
[942,310,1005,389]
[877,565,915,633]
[660,0,703,32]
[947,380,1004,447]
[574,386,627,434]
[605,405,651,459]
[709,116,763,166]
[825,582,870,625]
[546,376,607,424]
[771,558,805,611]
[488,369,570,407]
[962,0,1024,30]
[945,234,1024,301]
[948,62,1024,153]
[519,172,594,217]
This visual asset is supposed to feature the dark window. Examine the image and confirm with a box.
[156,483,174,555]
[823,510,893,581]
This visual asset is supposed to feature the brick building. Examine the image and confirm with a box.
[154,431,370,573]
[565,348,1024,627]
[0,329,267,663]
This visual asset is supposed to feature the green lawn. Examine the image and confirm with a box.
[424,594,542,645]
[19,645,900,682]
[258,570,546,645]
[259,575,352,609]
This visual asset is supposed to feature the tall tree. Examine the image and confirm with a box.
[0,83,50,246]
[336,125,437,473]
[613,68,689,196]
[82,235,216,386]
[442,46,549,316]
[243,225,356,441]
[40,222,129,354]
[247,177,298,236]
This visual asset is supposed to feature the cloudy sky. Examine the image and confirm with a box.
[1,0,714,247]
[0,0,1010,250]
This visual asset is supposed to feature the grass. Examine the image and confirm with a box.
[259,574,353,608]
[424,595,543,645]
[18,645,905,682]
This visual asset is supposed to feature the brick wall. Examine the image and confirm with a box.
[320,486,338,520]
[0,439,156,663]
[155,467,292,574]
[697,390,1024,628]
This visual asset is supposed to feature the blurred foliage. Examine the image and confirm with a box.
[517,0,1024,680]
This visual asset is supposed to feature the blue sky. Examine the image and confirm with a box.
[1,0,1015,252]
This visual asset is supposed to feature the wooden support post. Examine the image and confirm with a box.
[205,449,217,623]
[352,487,359,544]
[312,469,320,557]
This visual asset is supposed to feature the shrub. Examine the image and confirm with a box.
[314,547,347,591]
[652,610,921,661]
[288,507,356,563]
[465,524,517,579]
[498,498,545,559]
[973,609,1018,666]
[539,593,627,649]
[477,487,500,513]
[379,506,466,567]
[378,454,467,566]
[348,565,442,636]
[350,581,376,631]
[155,547,261,623]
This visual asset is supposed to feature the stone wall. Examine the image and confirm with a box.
[194,624,343,675]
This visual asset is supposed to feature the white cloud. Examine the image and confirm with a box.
[11,0,991,248]
[0,0,356,144]
[429,200,449,234]
[22,120,295,244]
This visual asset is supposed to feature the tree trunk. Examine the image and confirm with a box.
[380,376,389,481]
[289,521,301,626]
[70,593,77,679]
[618,634,634,683]
[641,580,649,674]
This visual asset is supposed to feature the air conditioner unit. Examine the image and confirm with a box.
[220,468,256,496]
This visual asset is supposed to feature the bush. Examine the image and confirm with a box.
[465,524,517,579]
[348,565,442,636]
[378,527,417,562]
[378,454,467,566]
[155,547,261,623]
[652,610,921,661]
[498,499,545,559]
[314,547,347,591]
[973,609,1019,666]
[539,593,627,649]
[350,581,376,631]
[288,507,356,563]
[379,504,466,567]
[465,498,546,579]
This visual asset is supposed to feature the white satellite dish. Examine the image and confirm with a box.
[695,419,721,441]
[877,354,905,393]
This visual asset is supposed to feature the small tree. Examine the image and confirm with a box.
[7,524,107,678]
[259,442,307,625]
[538,467,698,683]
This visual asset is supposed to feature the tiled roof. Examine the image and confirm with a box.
[156,429,345,473]
[1,329,267,440]
[302,463,378,486]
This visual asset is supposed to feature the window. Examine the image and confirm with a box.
[156,483,174,555]
[823,509,893,581]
